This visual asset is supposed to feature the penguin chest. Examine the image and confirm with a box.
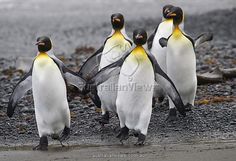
[151,20,173,72]
[100,33,131,69]
[153,20,173,48]
[118,48,155,97]
[116,49,154,132]
[32,54,67,109]
[167,29,196,67]
[167,31,197,93]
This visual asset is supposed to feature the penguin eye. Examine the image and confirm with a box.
[164,8,170,14]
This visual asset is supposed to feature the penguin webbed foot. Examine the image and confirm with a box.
[59,141,66,148]
[116,126,129,144]
[33,136,48,151]
[166,108,178,122]
[97,111,110,126]
[134,132,146,146]
[184,103,193,112]
[59,127,70,142]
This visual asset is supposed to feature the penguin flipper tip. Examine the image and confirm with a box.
[7,101,15,118]
[159,38,168,48]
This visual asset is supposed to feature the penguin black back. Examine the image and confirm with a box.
[133,29,147,46]
[111,13,124,30]
[36,36,52,53]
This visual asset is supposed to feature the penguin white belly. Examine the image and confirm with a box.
[98,35,131,113]
[167,35,197,105]
[32,54,70,137]
[116,51,154,135]
[151,20,173,73]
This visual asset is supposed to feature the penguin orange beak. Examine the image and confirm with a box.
[35,41,45,46]
[167,12,177,17]
[135,34,143,39]
[113,18,121,23]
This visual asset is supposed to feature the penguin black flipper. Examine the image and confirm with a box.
[147,26,158,49]
[182,32,213,48]
[88,58,123,87]
[147,53,186,116]
[7,66,33,117]
[88,48,133,87]
[51,57,86,92]
[78,46,104,80]
[77,46,104,107]
[194,32,213,48]
[159,37,168,48]
[87,90,101,108]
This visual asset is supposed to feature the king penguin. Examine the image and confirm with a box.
[7,36,86,150]
[78,13,132,125]
[159,7,197,120]
[147,5,184,103]
[88,29,186,145]
[159,6,213,120]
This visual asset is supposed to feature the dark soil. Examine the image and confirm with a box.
[0,8,235,147]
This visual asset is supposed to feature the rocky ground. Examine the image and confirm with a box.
[0,8,236,149]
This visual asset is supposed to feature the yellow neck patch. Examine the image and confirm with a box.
[110,30,124,41]
[34,52,52,67]
[164,18,173,23]
[36,52,49,59]
[130,46,148,61]
[173,26,183,39]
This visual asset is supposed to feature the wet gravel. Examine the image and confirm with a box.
[0,8,235,147]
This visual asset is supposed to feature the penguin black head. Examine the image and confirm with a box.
[166,6,183,26]
[111,13,124,30]
[163,4,174,19]
[133,29,147,46]
[36,36,52,53]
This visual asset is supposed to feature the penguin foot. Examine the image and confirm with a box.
[97,111,109,125]
[135,133,146,146]
[51,134,60,140]
[59,127,70,142]
[133,131,139,138]
[116,126,129,143]
[59,141,66,148]
[33,136,48,151]
[158,96,165,103]
[166,108,178,122]
[185,103,193,112]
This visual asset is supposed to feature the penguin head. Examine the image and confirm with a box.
[36,36,52,53]
[166,6,183,26]
[111,13,124,30]
[133,29,147,46]
[162,4,174,19]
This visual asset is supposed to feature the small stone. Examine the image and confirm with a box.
[21,107,34,113]
[230,121,236,125]
[0,98,8,103]
[69,104,76,109]
[79,110,84,114]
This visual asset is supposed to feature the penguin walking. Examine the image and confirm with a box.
[88,29,186,145]
[147,5,184,104]
[79,13,132,125]
[7,36,86,151]
[148,5,212,106]
[159,7,212,120]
